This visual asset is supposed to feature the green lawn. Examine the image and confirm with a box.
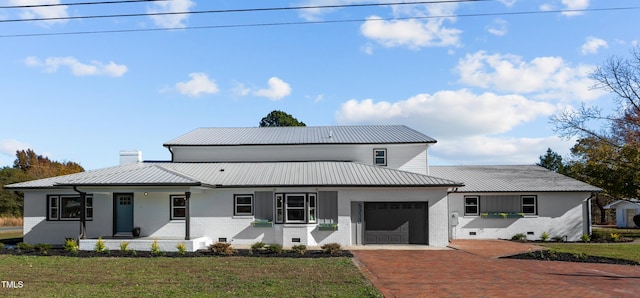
[540,243,640,263]
[0,230,22,241]
[0,255,381,297]
[592,227,640,239]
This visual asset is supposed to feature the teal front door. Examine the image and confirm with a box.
[114,194,134,235]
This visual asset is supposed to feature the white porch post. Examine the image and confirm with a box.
[185,191,191,240]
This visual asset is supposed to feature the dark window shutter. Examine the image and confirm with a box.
[254,191,274,221]
[318,191,338,224]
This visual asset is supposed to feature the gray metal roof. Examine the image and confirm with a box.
[163,125,437,146]
[429,165,601,193]
[5,161,462,189]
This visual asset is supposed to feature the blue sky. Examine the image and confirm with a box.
[1,0,638,170]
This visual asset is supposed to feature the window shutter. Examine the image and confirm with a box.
[254,191,274,221]
[318,191,338,224]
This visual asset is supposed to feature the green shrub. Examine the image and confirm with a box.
[64,238,79,254]
[267,243,284,254]
[552,236,565,242]
[35,243,52,254]
[209,242,234,255]
[580,234,591,243]
[17,242,33,252]
[0,243,4,250]
[609,233,621,242]
[176,243,187,255]
[250,241,266,252]
[291,244,307,255]
[151,240,162,255]
[119,241,130,252]
[540,232,550,242]
[95,237,108,253]
[321,243,342,255]
[511,233,526,241]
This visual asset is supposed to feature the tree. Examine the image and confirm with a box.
[552,46,640,179]
[259,110,306,127]
[0,149,85,217]
[536,148,565,174]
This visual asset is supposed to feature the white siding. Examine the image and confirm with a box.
[23,190,112,245]
[448,192,591,242]
[171,144,429,174]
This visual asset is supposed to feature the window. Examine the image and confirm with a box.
[464,196,479,216]
[171,195,186,220]
[275,193,317,224]
[47,195,93,221]
[373,148,387,166]
[521,196,537,214]
[234,194,254,216]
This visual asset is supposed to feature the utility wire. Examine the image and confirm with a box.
[0,0,492,23]
[1,6,637,39]
[0,0,168,9]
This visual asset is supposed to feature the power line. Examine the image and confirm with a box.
[0,0,168,9]
[1,5,638,38]
[0,0,492,23]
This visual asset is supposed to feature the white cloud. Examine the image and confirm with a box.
[9,0,68,26]
[487,18,508,36]
[25,56,128,77]
[581,36,608,55]
[430,135,576,165]
[360,4,462,50]
[335,89,555,138]
[253,77,292,100]
[455,51,603,101]
[561,0,589,16]
[231,82,251,97]
[0,139,31,159]
[148,0,195,29]
[175,73,219,97]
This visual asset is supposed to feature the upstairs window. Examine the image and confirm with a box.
[373,148,387,166]
[464,196,479,216]
[47,195,93,221]
[521,196,537,215]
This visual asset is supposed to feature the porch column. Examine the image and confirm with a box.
[78,190,87,239]
[185,191,191,240]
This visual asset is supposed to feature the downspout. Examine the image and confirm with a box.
[73,186,87,240]
[185,191,191,240]
[587,192,594,235]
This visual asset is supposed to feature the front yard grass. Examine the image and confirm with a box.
[592,227,640,239]
[540,243,640,263]
[0,255,381,297]
[0,230,22,241]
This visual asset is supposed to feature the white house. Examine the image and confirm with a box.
[604,199,640,228]
[5,125,600,251]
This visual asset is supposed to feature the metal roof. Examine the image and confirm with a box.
[163,125,437,146]
[429,165,601,193]
[5,161,462,189]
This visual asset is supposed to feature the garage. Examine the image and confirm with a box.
[364,202,428,244]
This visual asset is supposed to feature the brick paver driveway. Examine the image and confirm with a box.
[352,240,640,297]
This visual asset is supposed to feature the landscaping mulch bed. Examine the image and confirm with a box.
[501,250,639,266]
[0,248,353,258]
